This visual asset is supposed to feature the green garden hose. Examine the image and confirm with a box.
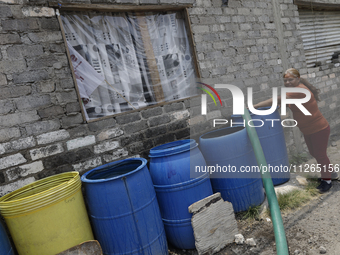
[242,109,289,255]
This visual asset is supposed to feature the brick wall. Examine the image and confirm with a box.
[0,0,339,195]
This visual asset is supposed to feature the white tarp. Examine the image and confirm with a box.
[67,41,105,101]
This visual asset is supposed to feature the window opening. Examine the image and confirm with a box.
[59,10,198,121]
[299,10,340,67]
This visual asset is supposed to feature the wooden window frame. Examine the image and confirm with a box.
[51,2,201,123]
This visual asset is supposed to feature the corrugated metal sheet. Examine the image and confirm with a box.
[299,11,340,67]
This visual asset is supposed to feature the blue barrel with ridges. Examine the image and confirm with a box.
[81,158,167,255]
[231,107,290,185]
[149,139,213,249]
[0,221,14,255]
[199,126,265,213]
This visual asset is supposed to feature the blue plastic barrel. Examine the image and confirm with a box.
[199,126,265,213]
[231,107,290,185]
[81,158,167,255]
[149,140,213,249]
[0,221,14,255]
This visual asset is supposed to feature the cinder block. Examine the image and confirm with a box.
[67,135,96,151]
[170,110,190,121]
[27,31,62,43]
[42,148,93,170]
[0,59,26,74]
[117,0,138,3]
[0,177,35,196]
[123,120,148,134]
[88,118,116,132]
[140,0,158,4]
[94,140,119,154]
[9,5,25,19]
[159,0,176,3]
[0,74,6,86]
[7,45,44,59]
[189,193,238,255]
[188,8,206,15]
[56,91,78,104]
[0,6,12,18]
[22,7,55,17]
[149,115,171,127]
[68,125,88,138]
[38,105,64,118]
[199,16,216,24]
[49,43,66,53]
[15,95,51,111]
[240,23,252,30]
[2,19,39,31]
[37,130,70,145]
[144,125,167,138]
[6,161,44,181]
[164,102,184,113]
[192,25,209,34]
[0,34,21,45]
[37,80,55,93]
[27,55,58,69]
[30,143,64,160]
[1,137,36,154]
[0,128,21,143]
[97,127,124,141]
[61,113,84,128]
[0,153,27,170]
[25,119,61,136]
[115,112,141,125]
[177,0,194,3]
[0,111,40,127]
[0,99,15,115]
[206,8,223,15]
[154,133,175,146]
[13,70,49,84]
[102,148,129,163]
[72,157,102,174]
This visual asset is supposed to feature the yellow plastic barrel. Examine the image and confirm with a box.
[0,172,94,255]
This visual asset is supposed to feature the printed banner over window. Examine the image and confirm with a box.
[60,11,198,120]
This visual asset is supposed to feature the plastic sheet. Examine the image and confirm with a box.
[60,11,198,120]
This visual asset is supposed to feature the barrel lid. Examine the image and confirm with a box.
[149,139,197,158]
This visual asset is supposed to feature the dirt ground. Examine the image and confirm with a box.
[169,139,340,255]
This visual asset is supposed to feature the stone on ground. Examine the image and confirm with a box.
[234,234,244,244]
[245,238,256,246]
[189,192,238,255]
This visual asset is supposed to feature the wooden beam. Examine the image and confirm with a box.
[55,10,87,122]
[136,13,165,102]
[49,2,192,12]
[184,8,201,79]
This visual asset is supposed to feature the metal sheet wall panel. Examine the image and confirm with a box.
[299,11,340,67]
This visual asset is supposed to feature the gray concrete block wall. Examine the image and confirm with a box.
[0,0,340,194]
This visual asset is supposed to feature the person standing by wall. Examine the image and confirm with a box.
[253,68,336,193]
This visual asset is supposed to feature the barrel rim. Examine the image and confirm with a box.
[0,172,79,204]
[149,139,197,158]
[81,158,147,183]
[199,126,245,140]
